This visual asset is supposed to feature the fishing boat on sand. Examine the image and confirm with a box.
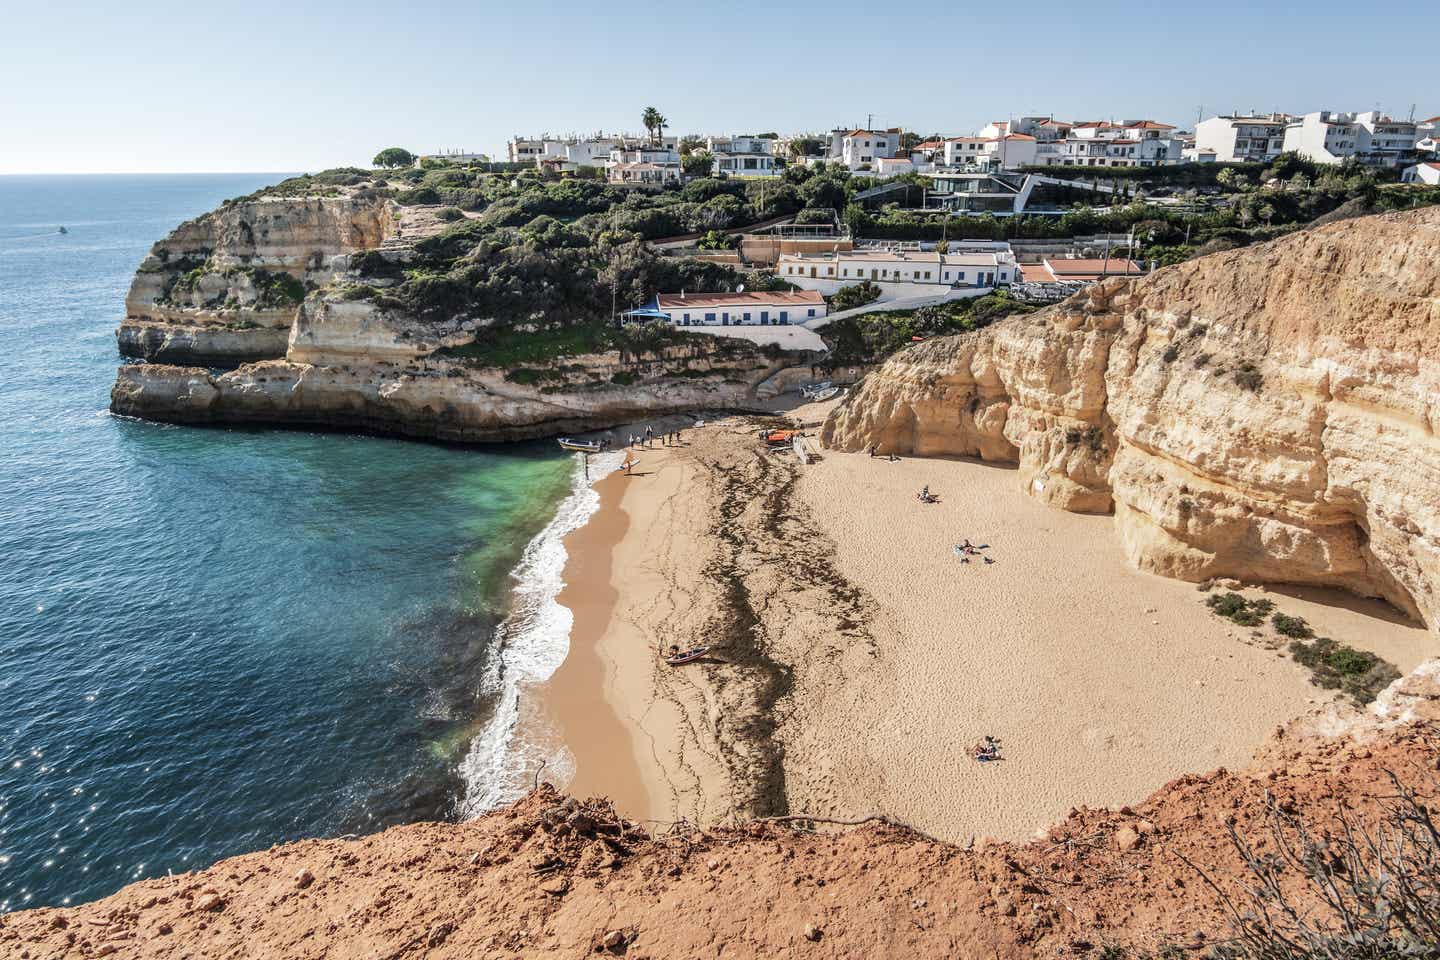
[799,380,832,399]
[558,438,603,453]
[664,645,710,666]
[810,386,840,402]
[760,429,798,447]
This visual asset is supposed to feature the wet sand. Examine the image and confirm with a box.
[544,469,653,819]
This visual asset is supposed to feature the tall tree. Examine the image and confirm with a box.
[372,147,416,169]
[641,106,667,146]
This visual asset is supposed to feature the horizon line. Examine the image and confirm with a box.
[0,170,309,177]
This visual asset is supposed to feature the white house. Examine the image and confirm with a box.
[1195,114,1291,163]
[705,136,782,176]
[629,291,828,327]
[776,248,1017,299]
[921,172,1023,213]
[606,146,681,186]
[1282,111,1419,168]
[837,129,902,170]
[1401,162,1440,185]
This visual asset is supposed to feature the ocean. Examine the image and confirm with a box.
[0,174,591,911]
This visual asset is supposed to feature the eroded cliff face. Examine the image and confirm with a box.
[111,343,784,444]
[119,193,394,365]
[823,208,1440,625]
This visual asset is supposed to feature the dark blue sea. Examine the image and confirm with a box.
[0,175,586,910]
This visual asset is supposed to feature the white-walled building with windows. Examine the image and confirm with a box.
[1282,111,1419,168]
[625,291,828,327]
[775,248,1017,299]
[833,129,901,170]
[1194,114,1291,163]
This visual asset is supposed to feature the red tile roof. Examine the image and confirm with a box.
[1125,120,1176,130]
[1003,134,1037,141]
[658,291,825,309]
[1043,257,1145,278]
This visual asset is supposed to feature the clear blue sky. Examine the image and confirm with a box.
[4,0,1435,174]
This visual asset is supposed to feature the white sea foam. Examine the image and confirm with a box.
[456,450,624,816]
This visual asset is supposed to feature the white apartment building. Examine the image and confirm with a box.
[1281,111,1419,168]
[1194,114,1291,163]
[776,248,1017,299]
[509,134,674,167]
[1062,121,1183,167]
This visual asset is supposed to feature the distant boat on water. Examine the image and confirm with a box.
[57,226,68,234]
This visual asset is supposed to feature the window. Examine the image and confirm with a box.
[683,312,690,323]
[924,271,931,279]
[704,312,716,322]
[807,308,815,317]
[778,311,788,324]
[743,312,751,322]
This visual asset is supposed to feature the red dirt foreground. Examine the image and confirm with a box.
[4,717,1438,959]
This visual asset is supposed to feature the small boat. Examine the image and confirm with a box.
[799,380,832,399]
[664,646,710,666]
[810,387,840,402]
[558,438,602,453]
[57,226,68,235]
[761,429,798,447]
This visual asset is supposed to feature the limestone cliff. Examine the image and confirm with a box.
[119,191,394,365]
[111,343,784,444]
[823,208,1440,625]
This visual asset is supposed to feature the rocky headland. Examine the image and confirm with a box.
[823,207,1440,627]
[110,182,831,442]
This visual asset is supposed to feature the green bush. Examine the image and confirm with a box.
[829,281,882,311]
[1271,612,1314,639]
[395,185,442,205]
[1206,592,1264,626]
[436,207,465,222]
[1288,637,1400,704]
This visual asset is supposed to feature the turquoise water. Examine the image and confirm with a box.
[0,175,576,910]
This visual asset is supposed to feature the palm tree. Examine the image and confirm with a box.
[641,106,667,146]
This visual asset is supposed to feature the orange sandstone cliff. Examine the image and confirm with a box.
[823,208,1440,625]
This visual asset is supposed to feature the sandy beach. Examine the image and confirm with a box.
[542,404,1433,840]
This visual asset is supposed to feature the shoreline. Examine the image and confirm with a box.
[543,466,658,820]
